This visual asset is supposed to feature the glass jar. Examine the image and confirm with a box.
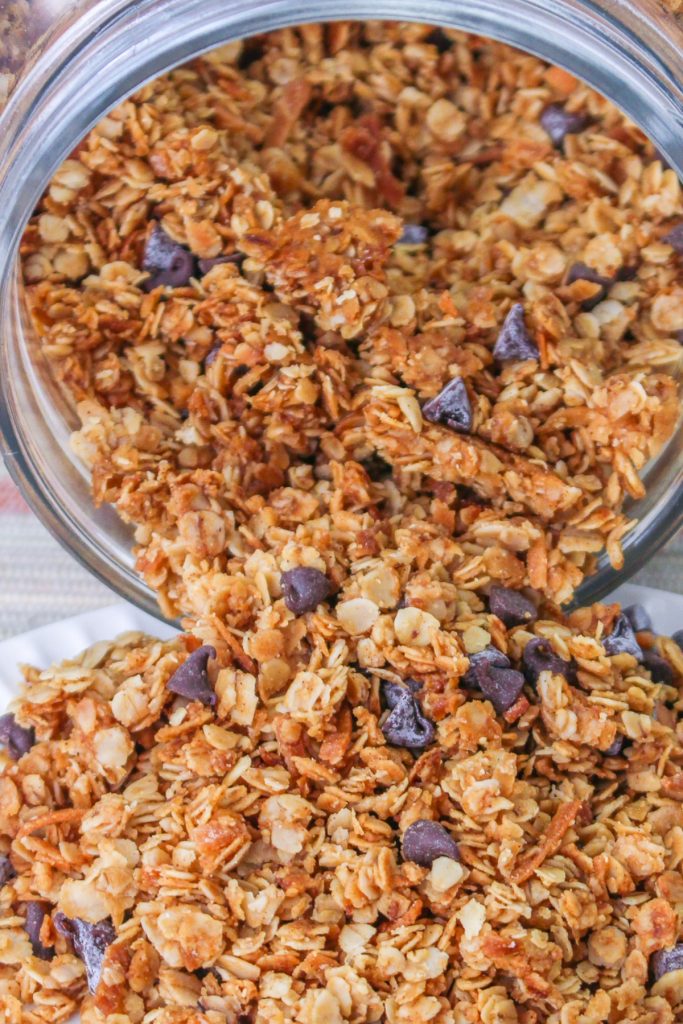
[0,0,681,620]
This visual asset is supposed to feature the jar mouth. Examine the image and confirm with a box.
[1,3,682,621]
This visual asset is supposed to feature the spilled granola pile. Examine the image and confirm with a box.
[3,19,683,1024]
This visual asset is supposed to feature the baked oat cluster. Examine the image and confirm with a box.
[3,19,683,1024]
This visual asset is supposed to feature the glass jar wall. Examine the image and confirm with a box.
[0,0,681,619]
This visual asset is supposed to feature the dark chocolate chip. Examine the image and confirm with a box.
[361,452,393,482]
[522,637,575,684]
[540,103,589,147]
[488,586,538,628]
[204,344,222,368]
[402,819,460,866]
[398,224,430,245]
[603,734,625,757]
[382,691,435,750]
[651,944,683,980]
[492,304,539,363]
[672,629,683,650]
[422,377,472,434]
[25,902,54,960]
[0,855,15,887]
[0,713,35,760]
[603,614,643,659]
[462,646,510,688]
[381,678,421,710]
[663,223,683,255]
[166,646,217,706]
[198,253,245,274]
[281,567,332,615]
[623,604,652,633]
[475,664,525,714]
[566,262,610,310]
[54,913,116,994]
[142,224,196,291]
[424,28,452,53]
[641,649,674,685]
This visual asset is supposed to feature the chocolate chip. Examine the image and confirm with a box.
[142,224,196,290]
[604,734,625,757]
[54,913,116,994]
[540,103,589,147]
[488,586,538,628]
[641,649,674,685]
[166,645,217,706]
[462,646,510,688]
[402,819,460,866]
[398,224,430,245]
[492,304,539,363]
[603,614,643,659]
[281,567,332,615]
[672,630,683,650]
[382,691,435,750]
[475,664,525,714]
[566,262,610,310]
[198,253,245,274]
[381,679,421,710]
[422,377,472,434]
[663,223,683,254]
[0,713,35,760]
[0,856,15,887]
[361,452,392,482]
[424,28,452,52]
[204,344,222,368]
[522,637,575,684]
[651,944,683,980]
[25,902,53,960]
[623,604,652,633]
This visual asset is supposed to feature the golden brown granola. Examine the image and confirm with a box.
[1,605,683,1024]
[5,19,683,1024]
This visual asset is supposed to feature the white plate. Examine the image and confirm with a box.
[0,603,176,700]
[1,585,682,703]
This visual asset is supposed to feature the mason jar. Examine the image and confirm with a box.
[0,0,681,620]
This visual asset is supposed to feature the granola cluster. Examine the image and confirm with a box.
[3,19,683,1024]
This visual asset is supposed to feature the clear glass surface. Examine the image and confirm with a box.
[0,0,681,620]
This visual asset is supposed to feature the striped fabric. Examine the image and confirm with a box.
[0,461,680,640]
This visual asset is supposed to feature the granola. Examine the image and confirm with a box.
[3,18,683,1024]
